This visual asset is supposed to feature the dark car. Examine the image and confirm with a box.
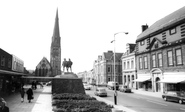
[162,91,185,104]
[94,88,107,97]
[119,85,131,93]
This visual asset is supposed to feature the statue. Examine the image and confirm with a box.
[62,58,73,72]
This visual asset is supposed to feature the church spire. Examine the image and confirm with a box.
[52,8,60,46]
[50,8,61,76]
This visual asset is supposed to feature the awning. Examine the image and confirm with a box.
[158,77,185,83]
[133,77,151,82]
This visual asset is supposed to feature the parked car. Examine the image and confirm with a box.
[94,88,107,97]
[46,81,52,86]
[107,81,119,90]
[119,85,131,93]
[83,84,91,90]
[162,91,185,104]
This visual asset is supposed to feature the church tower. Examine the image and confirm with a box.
[50,9,61,76]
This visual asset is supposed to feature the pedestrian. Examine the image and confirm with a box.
[20,88,25,103]
[0,97,9,112]
[26,88,33,103]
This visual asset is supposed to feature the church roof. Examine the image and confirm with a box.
[137,6,185,42]
[36,57,51,69]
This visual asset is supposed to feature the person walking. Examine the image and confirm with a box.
[26,88,33,103]
[0,97,9,112]
[20,88,25,103]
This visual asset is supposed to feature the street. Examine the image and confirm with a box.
[86,87,185,112]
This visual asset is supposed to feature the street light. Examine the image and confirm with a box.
[111,32,128,105]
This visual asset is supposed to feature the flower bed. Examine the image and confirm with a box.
[52,93,113,112]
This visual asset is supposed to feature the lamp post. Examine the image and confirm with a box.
[111,32,128,105]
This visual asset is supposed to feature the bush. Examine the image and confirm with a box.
[52,93,113,112]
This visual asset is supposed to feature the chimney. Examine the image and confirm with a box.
[142,24,148,32]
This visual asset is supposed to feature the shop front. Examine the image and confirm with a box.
[158,72,185,93]
[134,75,151,91]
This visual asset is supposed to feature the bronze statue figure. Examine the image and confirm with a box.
[62,58,73,72]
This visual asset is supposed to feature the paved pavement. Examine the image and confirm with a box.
[2,85,52,112]
[1,86,163,112]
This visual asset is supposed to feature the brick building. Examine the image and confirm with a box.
[135,6,185,93]
[94,51,123,85]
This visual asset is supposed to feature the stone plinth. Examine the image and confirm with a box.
[52,72,85,94]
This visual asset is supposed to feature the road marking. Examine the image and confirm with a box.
[147,100,167,106]
[180,108,185,111]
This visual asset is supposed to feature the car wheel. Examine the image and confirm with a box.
[179,100,183,104]
[164,97,167,101]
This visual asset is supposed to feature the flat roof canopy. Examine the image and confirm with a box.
[133,77,151,82]
[158,77,185,83]
[0,69,29,76]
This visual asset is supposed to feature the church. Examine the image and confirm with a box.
[35,9,61,77]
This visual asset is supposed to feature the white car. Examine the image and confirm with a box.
[83,84,91,90]
[94,88,107,97]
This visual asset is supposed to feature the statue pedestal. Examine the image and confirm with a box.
[55,72,78,78]
[52,72,85,94]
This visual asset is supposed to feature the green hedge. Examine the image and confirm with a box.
[53,93,96,100]
[52,93,113,112]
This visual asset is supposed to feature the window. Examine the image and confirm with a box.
[127,61,130,69]
[158,53,163,67]
[107,66,111,73]
[8,58,11,68]
[124,62,126,70]
[175,49,182,65]
[144,56,148,69]
[131,60,134,69]
[140,40,145,46]
[1,56,5,66]
[167,50,173,66]
[152,54,156,67]
[169,27,176,35]
[139,57,142,69]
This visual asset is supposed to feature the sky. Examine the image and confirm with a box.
[0,0,184,73]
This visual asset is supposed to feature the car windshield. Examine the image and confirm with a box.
[99,89,106,92]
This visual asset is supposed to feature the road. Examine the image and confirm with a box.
[85,87,185,112]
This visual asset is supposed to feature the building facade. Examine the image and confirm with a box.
[50,9,61,76]
[135,6,185,93]
[121,43,137,89]
[35,57,52,77]
[94,51,123,85]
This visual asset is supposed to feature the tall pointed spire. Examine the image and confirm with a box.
[52,8,60,46]
[50,8,61,76]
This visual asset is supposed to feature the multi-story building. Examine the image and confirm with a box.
[135,6,185,93]
[94,51,123,85]
[121,43,137,89]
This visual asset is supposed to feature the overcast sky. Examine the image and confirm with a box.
[0,0,184,73]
